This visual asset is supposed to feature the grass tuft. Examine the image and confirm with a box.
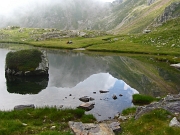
[132,94,157,105]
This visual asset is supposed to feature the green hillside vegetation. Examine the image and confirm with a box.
[0,17,180,64]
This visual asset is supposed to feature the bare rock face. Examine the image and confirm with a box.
[157,2,180,23]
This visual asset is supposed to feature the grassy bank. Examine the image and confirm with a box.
[0,18,180,64]
[0,107,95,135]
[119,108,180,135]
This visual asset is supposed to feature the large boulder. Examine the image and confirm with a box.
[135,94,180,119]
[5,49,49,76]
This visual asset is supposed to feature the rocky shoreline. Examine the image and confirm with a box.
[12,93,180,134]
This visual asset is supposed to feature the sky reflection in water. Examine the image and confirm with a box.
[0,48,138,120]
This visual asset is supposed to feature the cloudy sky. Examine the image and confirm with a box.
[0,0,115,15]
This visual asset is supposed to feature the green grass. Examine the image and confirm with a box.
[119,109,180,135]
[0,107,96,135]
[0,17,180,64]
[6,49,42,71]
[132,94,158,105]
[122,107,137,116]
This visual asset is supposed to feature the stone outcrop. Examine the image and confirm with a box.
[69,121,121,135]
[135,94,180,119]
[157,2,180,23]
[5,50,49,77]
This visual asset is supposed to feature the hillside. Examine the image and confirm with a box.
[0,0,179,34]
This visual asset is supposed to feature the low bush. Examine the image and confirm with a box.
[132,94,157,105]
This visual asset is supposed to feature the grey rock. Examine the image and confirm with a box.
[170,63,180,69]
[69,121,115,135]
[169,117,180,127]
[79,96,95,102]
[109,122,121,133]
[135,94,180,119]
[78,103,94,111]
[22,123,27,126]
[118,116,127,121]
[99,90,109,93]
[112,94,117,100]
[14,104,35,110]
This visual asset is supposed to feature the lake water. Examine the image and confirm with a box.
[0,47,179,121]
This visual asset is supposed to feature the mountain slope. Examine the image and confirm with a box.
[0,0,179,34]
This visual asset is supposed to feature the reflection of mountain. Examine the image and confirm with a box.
[6,75,49,94]
[48,51,109,88]
[47,50,180,96]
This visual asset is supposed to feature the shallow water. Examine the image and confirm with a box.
[0,47,179,121]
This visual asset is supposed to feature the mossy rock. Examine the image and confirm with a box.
[5,49,49,76]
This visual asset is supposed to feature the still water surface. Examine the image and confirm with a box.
[0,49,138,120]
[0,47,179,120]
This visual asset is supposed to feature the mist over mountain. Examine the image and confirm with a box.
[0,0,179,33]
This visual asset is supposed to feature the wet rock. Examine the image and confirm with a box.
[69,121,114,135]
[119,94,123,96]
[99,90,109,93]
[169,117,180,127]
[14,104,35,110]
[79,96,95,102]
[78,103,95,111]
[112,94,117,100]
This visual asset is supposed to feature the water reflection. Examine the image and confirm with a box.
[6,75,49,94]
[0,47,179,120]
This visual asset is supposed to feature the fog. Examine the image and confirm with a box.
[0,0,115,29]
[0,0,114,16]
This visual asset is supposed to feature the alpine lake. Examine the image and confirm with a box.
[0,43,179,121]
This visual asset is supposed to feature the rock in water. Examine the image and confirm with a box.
[78,103,95,111]
[99,90,109,93]
[5,49,49,76]
[79,96,95,102]
[14,104,35,110]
